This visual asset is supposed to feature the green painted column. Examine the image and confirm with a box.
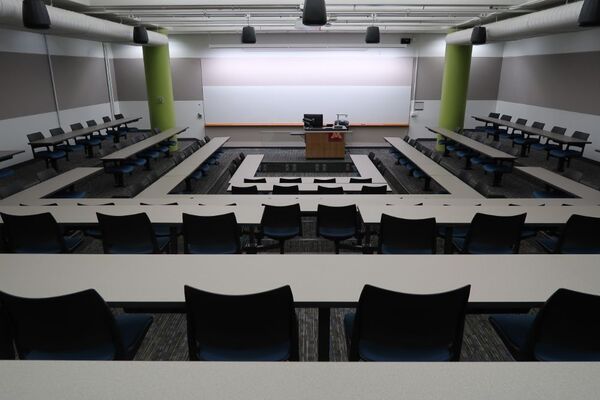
[143,30,177,150]
[436,43,472,151]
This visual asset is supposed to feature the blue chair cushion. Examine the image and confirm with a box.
[263,226,300,240]
[453,238,514,254]
[456,149,473,158]
[114,313,153,359]
[412,169,426,179]
[106,165,135,174]
[533,191,565,199]
[535,342,600,362]
[139,150,161,159]
[127,158,147,167]
[48,150,66,159]
[489,314,536,360]
[319,226,355,240]
[549,149,581,159]
[344,313,451,361]
[189,170,204,180]
[197,341,290,361]
[483,164,511,174]
[0,169,15,179]
[471,156,489,165]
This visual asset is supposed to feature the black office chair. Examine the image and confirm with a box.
[530,126,566,156]
[536,215,600,254]
[272,185,300,195]
[349,177,372,183]
[102,116,126,141]
[0,306,15,359]
[489,288,600,361]
[70,122,102,157]
[27,132,67,170]
[182,213,241,254]
[96,212,170,254]
[378,215,436,254]
[453,213,526,254]
[314,178,336,184]
[49,127,84,159]
[280,177,302,183]
[513,121,545,156]
[184,285,298,361]
[316,204,359,254]
[86,120,108,141]
[244,178,267,184]
[344,285,470,361]
[317,185,344,194]
[259,204,302,254]
[231,185,258,194]
[549,131,590,172]
[0,212,82,253]
[0,289,152,360]
[360,185,387,194]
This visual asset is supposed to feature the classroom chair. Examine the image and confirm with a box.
[378,215,436,254]
[259,204,302,254]
[536,214,600,254]
[96,212,170,254]
[316,204,359,254]
[453,213,526,254]
[182,213,241,254]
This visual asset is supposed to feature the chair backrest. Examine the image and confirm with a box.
[182,213,241,254]
[500,114,512,121]
[531,121,545,130]
[36,169,58,182]
[348,284,471,361]
[368,152,375,160]
[261,204,302,235]
[378,214,436,254]
[70,123,84,131]
[569,131,590,150]
[0,213,65,253]
[27,132,44,142]
[0,305,14,359]
[562,169,583,183]
[280,177,302,183]
[314,178,336,183]
[49,128,64,137]
[96,212,159,254]
[403,136,410,142]
[431,152,443,163]
[349,177,372,183]
[0,289,123,360]
[550,126,566,135]
[239,152,245,160]
[525,288,600,361]
[86,120,97,127]
[115,114,125,120]
[272,185,300,195]
[360,185,387,194]
[316,204,357,234]
[489,112,500,119]
[184,285,298,361]
[515,118,527,125]
[317,185,344,194]
[231,185,258,194]
[244,178,266,184]
[463,213,526,253]
[102,116,111,123]
[554,215,600,254]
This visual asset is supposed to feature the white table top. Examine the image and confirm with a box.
[136,137,229,197]
[1,361,598,400]
[0,254,599,304]
[0,204,265,225]
[14,195,599,208]
[385,137,483,198]
[517,167,600,200]
[228,154,264,185]
[0,167,102,204]
[101,127,187,161]
[358,204,600,224]
[349,154,387,183]
[227,183,392,193]
[428,127,518,160]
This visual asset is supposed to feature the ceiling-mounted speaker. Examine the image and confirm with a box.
[365,26,380,44]
[471,26,487,45]
[242,26,256,43]
[133,26,149,45]
[303,0,327,26]
[22,0,51,30]
[578,0,600,26]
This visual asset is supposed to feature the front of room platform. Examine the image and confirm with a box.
[1,0,600,399]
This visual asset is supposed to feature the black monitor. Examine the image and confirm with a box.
[303,114,323,128]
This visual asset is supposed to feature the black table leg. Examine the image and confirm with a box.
[169,226,178,254]
[444,226,454,254]
[318,307,330,361]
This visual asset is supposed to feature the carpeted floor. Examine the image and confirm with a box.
[2,132,598,362]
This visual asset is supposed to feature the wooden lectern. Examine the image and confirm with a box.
[303,130,346,159]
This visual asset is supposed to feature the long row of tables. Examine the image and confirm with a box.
[1,254,598,361]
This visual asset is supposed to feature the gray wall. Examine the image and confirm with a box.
[113,58,204,101]
[52,55,110,110]
[0,52,55,120]
[415,57,502,101]
[497,51,600,116]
